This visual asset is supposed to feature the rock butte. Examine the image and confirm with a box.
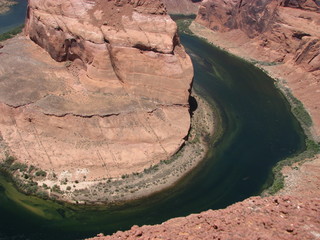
[0,0,193,184]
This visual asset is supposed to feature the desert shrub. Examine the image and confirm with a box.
[9,162,28,172]
[52,184,63,194]
[35,170,47,177]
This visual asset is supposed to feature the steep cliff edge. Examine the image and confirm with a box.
[194,0,320,138]
[0,0,193,202]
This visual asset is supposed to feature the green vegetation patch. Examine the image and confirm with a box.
[264,85,319,195]
[283,88,313,129]
[250,59,280,66]
[268,81,316,194]
[265,138,320,195]
[0,154,53,198]
[0,24,24,42]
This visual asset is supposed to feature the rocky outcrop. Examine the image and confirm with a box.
[25,0,192,104]
[196,0,320,71]
[89,196,320,240]
[280,0,320,11]
[162,0,202,15]
[0,0,193,201]
[195,0,320,137]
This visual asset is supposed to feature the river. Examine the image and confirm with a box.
[0,0,27,34]
[0,4,306,240]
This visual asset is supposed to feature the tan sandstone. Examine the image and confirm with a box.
[0,0,193,200]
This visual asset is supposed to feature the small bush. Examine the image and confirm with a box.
[28,165,35,173]
[52,184,63,194]
[35,170,47,177]
[5,155,15,163]
[36,191,49,199]
[9,162,28,172]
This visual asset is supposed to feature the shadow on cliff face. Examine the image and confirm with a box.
[189,95,198,116]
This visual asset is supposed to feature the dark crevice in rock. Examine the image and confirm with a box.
[40,104,189,119]
[189,95,198,117]
[292,31,311,40]
[42,112,122,118]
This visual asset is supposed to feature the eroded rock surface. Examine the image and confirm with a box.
[195,0,320,137]
[0,0,193,188]
[89,196,320,240]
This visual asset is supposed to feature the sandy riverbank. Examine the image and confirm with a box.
[189,21,320,196]
[0,0,16,15]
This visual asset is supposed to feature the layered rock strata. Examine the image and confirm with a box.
[195,0,320,137]
[0,0,193,193]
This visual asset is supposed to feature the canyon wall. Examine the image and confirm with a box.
[195,0,320,137]
[0,0,193,196]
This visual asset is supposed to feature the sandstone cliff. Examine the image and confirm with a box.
[0,0,193,200]
[195,0,320,138]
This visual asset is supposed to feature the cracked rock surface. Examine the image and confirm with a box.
[0,0,193,181]
[89,196,320,240]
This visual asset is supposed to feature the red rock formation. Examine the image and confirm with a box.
[0,0,193,201]
[88,196,320,240]
[25,0,192,104]
[195,0,320,137]
[280,0,320,11]
[196,0,320,71]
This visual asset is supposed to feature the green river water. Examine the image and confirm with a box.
[0,7,306,240]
